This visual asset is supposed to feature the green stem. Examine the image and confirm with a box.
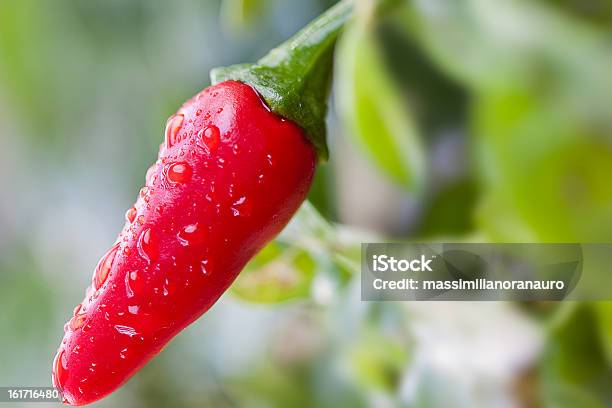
[211,0,354,161]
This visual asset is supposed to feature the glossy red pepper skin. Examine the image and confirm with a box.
[52,80,316,405]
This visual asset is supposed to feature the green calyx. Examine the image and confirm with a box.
[211,0,354,161]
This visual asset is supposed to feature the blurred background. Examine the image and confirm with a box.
[0,0,611,406]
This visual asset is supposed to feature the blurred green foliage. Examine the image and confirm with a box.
[232,241,317,303]
[335,14,426,192]
[221,0,268,32]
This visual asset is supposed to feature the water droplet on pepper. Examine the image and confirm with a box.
[177,223,205,246]
[198,125,220,153]
[200,259,212,275]
[114,325,139,338]
[93,244,120,290]
[69,312,87,331]
[145,164,158,185]
[166,162,192,184]
[125,207,137,224]
[164,114,184,148]
[125,270,139,298]
[230,196,251,217]
[52,350,68,390]
[138,228,157,262]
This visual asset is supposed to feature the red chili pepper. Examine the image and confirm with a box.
[52,1,352,403]
[52,81,316,405]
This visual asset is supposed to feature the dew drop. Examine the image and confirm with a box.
[163,278,171,296]
[137,215,145,225]
[177,223,206,246]
[128,305,139,315]
[85,285,94,300]
[93,244,120,290]
[69,312,87,331]
[230,196,251,217]
[164,114,184,148]
[198,125,220,153]
[138,228,157,262]
[119,348,128,360]
[195,108,202,116]
[114,325,139,337]
[145,163,157,185]
[200,259,210,275]
[166,162,192,184]
[125,207,137,224]
[53,350,68,390]
[73,345,81,355]
[125,271,135,298]
[73,304,82,316]
[139,186,149,198]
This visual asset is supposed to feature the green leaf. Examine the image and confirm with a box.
[400,0,612,241]
[403,0,612,122]
[220,0,267,32]
[545,383,607,408]
[542,304,612,407]
[212,0,355,160]
[595,302,612,366]
[347,329,410,392]
[335,19,426,191]
[474,89,612,241]
[231,201,363,304]
[231,242,316,303]
[541,0,612,27]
